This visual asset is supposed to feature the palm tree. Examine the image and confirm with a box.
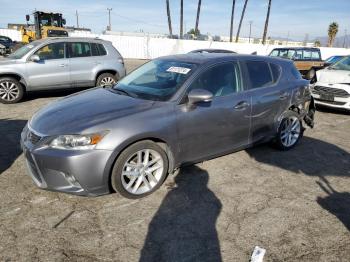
[229,0,236,42]
[195,0,202,36]
[166,0,173,38]
[180,0,184,39]
[328,22,339,47]
[235,0,249,42]
[262,0,272,45]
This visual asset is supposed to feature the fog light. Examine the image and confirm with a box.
[61,172,81,187]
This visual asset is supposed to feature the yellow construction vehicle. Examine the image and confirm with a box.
[21,11,68,43]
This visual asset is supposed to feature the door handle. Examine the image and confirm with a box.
[234,101,250,110]
[59,64,67,67]
[279,92,288,100]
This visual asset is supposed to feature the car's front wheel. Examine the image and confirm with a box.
[0,77,24,104]
[275,111,303,150]
[111,141,169,199]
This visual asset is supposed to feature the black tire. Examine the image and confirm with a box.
[96,73,118,87]
[111,141,169,199]
[275,111,304,151]
[0,77,24,104]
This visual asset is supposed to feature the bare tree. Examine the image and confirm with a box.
[235,0,249,42]
[229,0,236,42]
[195,0,202,36]
[262,0,272,45]
[180,0,184,39]
[166,0,173,37]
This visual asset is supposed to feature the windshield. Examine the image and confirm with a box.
[331,56,350,71]
[8,43,39,59]
[114,59,197,101]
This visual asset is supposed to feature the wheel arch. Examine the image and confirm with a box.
[0,73,27,91]
[103,136,176,193]
[95,70,120,86]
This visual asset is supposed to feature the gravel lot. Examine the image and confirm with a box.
[0,59,349,262]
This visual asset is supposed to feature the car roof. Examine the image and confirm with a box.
[190,49,236,53]
[271,47,320,51]
[31,37,109,44]
[157,53,293,66]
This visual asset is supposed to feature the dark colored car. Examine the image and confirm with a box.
[0,35,15,54]
[189,49,236,54]
[269,47,325,81]
[324,55,345,67]
[21,54,315,199]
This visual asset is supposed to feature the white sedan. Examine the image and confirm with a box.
[311,56,350,111]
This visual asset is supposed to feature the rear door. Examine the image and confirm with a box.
[26,42,71,90]
[68,42,98,87]
[176,61,251,163]
[243,60,291,143]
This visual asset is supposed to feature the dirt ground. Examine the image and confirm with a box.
[0,59,349,262]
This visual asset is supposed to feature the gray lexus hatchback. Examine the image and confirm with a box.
[21,54,315,199]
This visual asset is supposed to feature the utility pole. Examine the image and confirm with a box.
[343,29,347,48]
[235,0,249,43]
[286,31,290,45]
[75,10,79,28]
[262,0,272,45]
[248,20,252,43]
[229,0,236,42]
[107,8,112,31]
[166,0,173,38]
[195,0,202,35]
[180,0,183,39]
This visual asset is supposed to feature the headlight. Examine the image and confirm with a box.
[49,132,108,150]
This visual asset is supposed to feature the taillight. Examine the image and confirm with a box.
[118,57,124,65]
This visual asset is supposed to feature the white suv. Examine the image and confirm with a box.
[0,37,126,103]
[312,56,350,111]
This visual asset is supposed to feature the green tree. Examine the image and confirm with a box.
[314,39,321,47]
[195,0,202,35]
[235,0,249,42]
[229,0,236,42]
[328,22,339,47]
[187,28,200,36]
[166,0,173,37]
[262,0,272,45]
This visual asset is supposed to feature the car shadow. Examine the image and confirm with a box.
[246,136,349,178]
[139,165,222,262]
[316,177,350,231]
[0,119,27,175]
[315,105,350,116]
[21,88,88,102]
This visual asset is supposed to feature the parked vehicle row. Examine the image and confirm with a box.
[20,53,315,198]
[0,37,126,103]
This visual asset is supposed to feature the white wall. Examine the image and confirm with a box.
[2,28,350,60]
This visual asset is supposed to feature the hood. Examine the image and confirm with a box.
[0,57,22,66]
[30,88,155,135]
[316,68,350,84]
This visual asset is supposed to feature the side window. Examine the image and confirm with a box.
[270,63,282,82]
[188,62,241,97]
[303,50,312,60]
[270,50,279,57]
[91,43,99,56]
[35,43,65,60]
[97,44,107,55]
[311,51,321,60]
[246,61,273,89]
[69,42,91,58]
[294,50,303,60]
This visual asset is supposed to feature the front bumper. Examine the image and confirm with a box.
[311,83,350,110]
[20,125,113,196]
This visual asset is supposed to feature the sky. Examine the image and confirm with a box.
[0,0,349,41]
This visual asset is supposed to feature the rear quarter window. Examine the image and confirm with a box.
[97,44,107,56]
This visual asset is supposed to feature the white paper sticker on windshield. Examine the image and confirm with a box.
[27,45,34,49]
[166,66,191,74]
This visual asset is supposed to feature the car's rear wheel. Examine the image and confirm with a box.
[0,77,24,104]
[275,111,303,150]
[96,73,117,87]
[111,141,169,199]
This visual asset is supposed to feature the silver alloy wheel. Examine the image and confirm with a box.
[100,76,115,86]
[121,149,164,195]
[0,81,20,102]
[280,116,301,147]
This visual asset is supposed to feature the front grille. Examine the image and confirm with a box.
[27,131,41,145]
[313,86,350,97]
[315,98,346,105]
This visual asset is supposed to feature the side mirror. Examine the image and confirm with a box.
[29,55,40,62]
[188,89,213,104]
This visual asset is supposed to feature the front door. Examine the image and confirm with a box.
[26,42,71,90]
[176,62,251,163]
